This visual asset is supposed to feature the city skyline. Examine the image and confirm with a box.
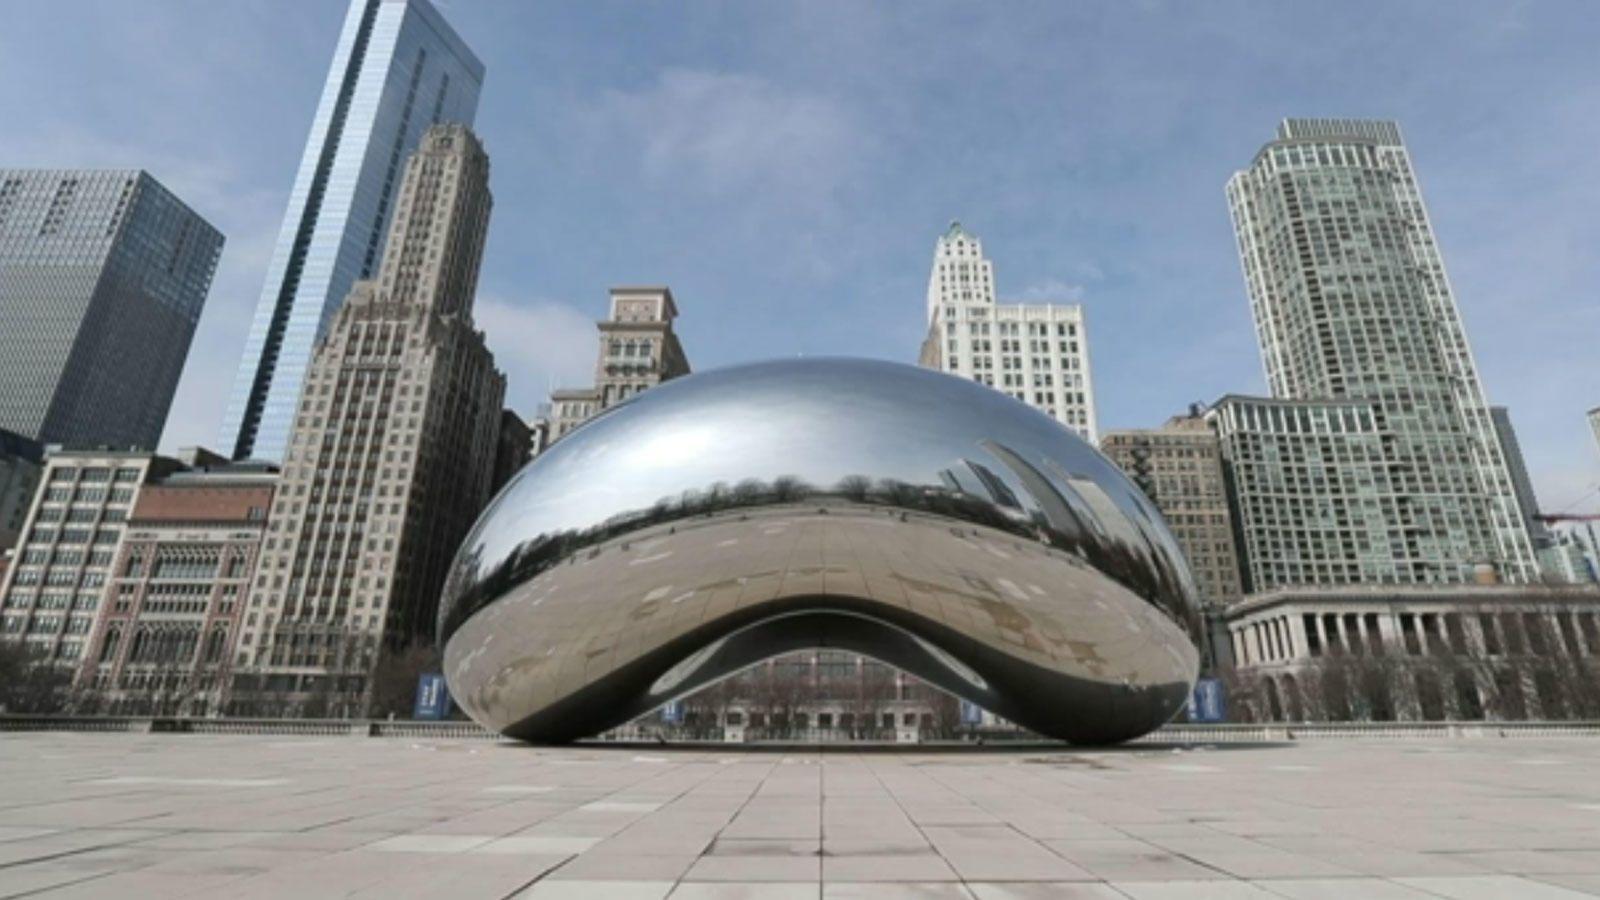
[1,2,1596,516]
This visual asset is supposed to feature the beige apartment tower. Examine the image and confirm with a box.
[234,125,505,711]
[1101,413,1244,607]
[549,287,690,441]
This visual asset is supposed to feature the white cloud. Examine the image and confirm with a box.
[584,68,870,207]
[476,296,599,417]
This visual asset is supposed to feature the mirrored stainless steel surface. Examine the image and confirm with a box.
[439,358,1203,744]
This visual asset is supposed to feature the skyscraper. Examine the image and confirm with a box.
[1206,395,1399,591]
[490,410,532,495]
[1489,407,1550,548]
[234,125,504,711]
[220,0,483,463]
[548,287,691,442]
[0,170,223,449]
[918,222,1098,442]
[1590,407,1600,460]
[1101,413,1244,607]
[1225,119,1537,583]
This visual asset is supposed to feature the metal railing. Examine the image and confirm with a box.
[5,715,1600,742]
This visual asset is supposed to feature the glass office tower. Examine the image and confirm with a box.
[219,0,482,462]
[0,170,223,450]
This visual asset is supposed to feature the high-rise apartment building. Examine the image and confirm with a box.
[1488,407,1551,550]
[918,222,1098,442]
[548,287,691,442]
[1101,413,1244,606]
[1547,523,1600,584]
[0,170,223,449]
[78,457,276,715]
[221,0,483,463]
[1206,395,1401,592]
[0,430,43,555]
[234,125,504,711]
[1225,119,1536,584]
[0,450,181,665]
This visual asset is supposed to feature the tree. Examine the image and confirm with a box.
[367,638,441,719]
[0,639,73,714]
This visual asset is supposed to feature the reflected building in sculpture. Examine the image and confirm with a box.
[439,358,1202,745]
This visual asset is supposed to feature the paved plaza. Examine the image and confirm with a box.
[3,734,1600,898]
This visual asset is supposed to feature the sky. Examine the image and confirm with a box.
[1,1,1597,514]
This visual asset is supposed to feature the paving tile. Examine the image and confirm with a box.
[684,855,821,882]
[708,839,819,857]
[823,884,975,899]
[544,852,698,881]
[669,884,820,899]
[366,834,495,853]
[1043,838,1228,881]
[1254,878,1439,898]
[5,734,1600,899]
[968,884,1131,899]
[821,853,959,882]
[1392,875,1597,898]
[476,835,598,855]
[518,880,676,899]
[1110,880,1280,898]
[0,826,59,843]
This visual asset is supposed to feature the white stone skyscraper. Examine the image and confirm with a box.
[918,222,1098,442]
[221,0,482,463]
[1225,118,1537,583]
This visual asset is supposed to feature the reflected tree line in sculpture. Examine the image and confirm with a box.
[441,464,1194,643]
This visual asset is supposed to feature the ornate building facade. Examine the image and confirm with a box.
[233,124,504,712]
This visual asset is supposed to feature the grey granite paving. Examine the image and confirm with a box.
[1,734,1599,897]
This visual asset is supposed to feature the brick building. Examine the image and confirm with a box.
[78,460,276,714]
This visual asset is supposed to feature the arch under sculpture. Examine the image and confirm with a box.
[438,358,1203,745]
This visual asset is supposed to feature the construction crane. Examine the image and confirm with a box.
[1535,513,1600,523]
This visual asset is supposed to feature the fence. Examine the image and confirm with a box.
[4,715,1600,743]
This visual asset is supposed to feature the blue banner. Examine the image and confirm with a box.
[414,673,451,720]
[959,699,985,725]
[660,699,684,724]
[1189,677,1226,723]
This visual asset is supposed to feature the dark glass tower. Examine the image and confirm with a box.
[0,170,222,449]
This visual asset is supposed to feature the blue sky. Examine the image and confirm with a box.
[2,1,1597,513]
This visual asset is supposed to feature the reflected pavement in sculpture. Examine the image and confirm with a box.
[438,358,1202,744]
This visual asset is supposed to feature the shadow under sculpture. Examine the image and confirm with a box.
[438,358,1203,744]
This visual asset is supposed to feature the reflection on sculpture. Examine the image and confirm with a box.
[438,358,1203,744]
